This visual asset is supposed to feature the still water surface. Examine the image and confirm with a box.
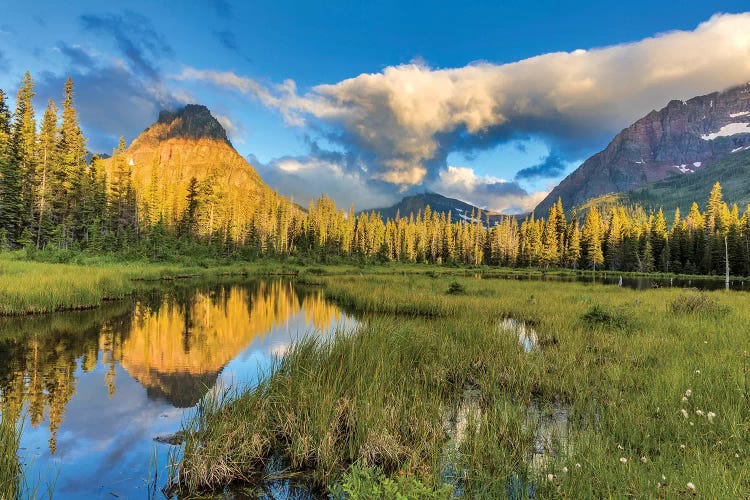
[0,280,357,498]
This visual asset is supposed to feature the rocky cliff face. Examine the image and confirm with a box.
[147,104,231,144]
[536,82,750,213]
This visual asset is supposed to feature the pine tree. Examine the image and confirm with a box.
[0,89,14,246]
[582,208,604,271]
[565,210,581,268]
[0,74,38,245]
[35,99,58,248]
[56,77,87,244]
[10,72,37,243]
[108,137,137,238]
[706,182,724,234]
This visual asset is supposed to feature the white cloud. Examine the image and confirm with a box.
[429,166,547,214]
[253,155,398,211]
[176,12,750,210]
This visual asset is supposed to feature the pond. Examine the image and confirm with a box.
[0,280,358,499]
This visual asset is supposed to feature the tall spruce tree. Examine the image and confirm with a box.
[56,77,87,244]
[10,72,37,244]
[0,89,13,246]
[35,99,58,248]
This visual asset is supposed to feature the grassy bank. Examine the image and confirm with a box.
[2,247,745,316]
[173,273,750,497]
[0,251,308,316]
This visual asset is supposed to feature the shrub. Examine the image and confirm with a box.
[670,293,728,316]
[329,463,453,499]
[581,304,630,330]
[446,281,466,295]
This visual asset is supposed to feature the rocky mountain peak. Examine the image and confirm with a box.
[536,82,750,214]
[145,104,230,144]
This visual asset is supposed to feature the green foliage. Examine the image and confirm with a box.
[581,303,631,330]
[330,463,453,499]
[446,280,466,295]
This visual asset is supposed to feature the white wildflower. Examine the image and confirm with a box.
[680,444,686,450]
[680,408,689,419]
[685,389,692,398]
[681,396,688,403]
[735,453,740,458]
[695,409,704,417]
[562,466,568,473]
[687,482,696,493]
[662,474,666,481]
[619,457,627,464]
[707,411,716,423]
[640,456,648,463]
[695,370,701,374]
[575,463,581,468]
[547,473,555,482]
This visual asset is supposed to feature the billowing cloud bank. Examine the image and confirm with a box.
[177,13,750,212]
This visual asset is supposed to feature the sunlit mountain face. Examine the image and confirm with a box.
[0,280,357,497]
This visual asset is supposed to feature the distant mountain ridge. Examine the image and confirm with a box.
[537,82,750,214]
[366,192,511,226]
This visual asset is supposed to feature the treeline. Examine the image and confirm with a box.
[1,74,749,275]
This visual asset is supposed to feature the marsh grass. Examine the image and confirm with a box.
[1,411,20,500]
[0,251,307,316]
[172,273,750,497]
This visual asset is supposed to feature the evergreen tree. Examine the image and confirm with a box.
[581,208,604,270]
[10,72,37,242]
[35,99,58,248]
[0,89,14,246]
[56,77,87,244]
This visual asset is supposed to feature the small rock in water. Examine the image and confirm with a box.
[154,430,186,445]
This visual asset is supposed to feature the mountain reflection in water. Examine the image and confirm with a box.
[0,280,356,498]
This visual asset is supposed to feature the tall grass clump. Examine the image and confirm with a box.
[0,412,20,499]
[670,292,728,316]
[580,304,632,330]
[446,281,466,295]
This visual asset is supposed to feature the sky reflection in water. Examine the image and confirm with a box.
[0,280,357,498]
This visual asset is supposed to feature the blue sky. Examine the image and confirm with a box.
[1,1,750,211]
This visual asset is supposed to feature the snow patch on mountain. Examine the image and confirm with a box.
[674,164,694,174]
[701,122,750,140]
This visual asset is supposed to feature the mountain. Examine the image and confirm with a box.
[105,104,283,236]
[581,148,750,217]
[366,192,511,226]
[536,82,750,214]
